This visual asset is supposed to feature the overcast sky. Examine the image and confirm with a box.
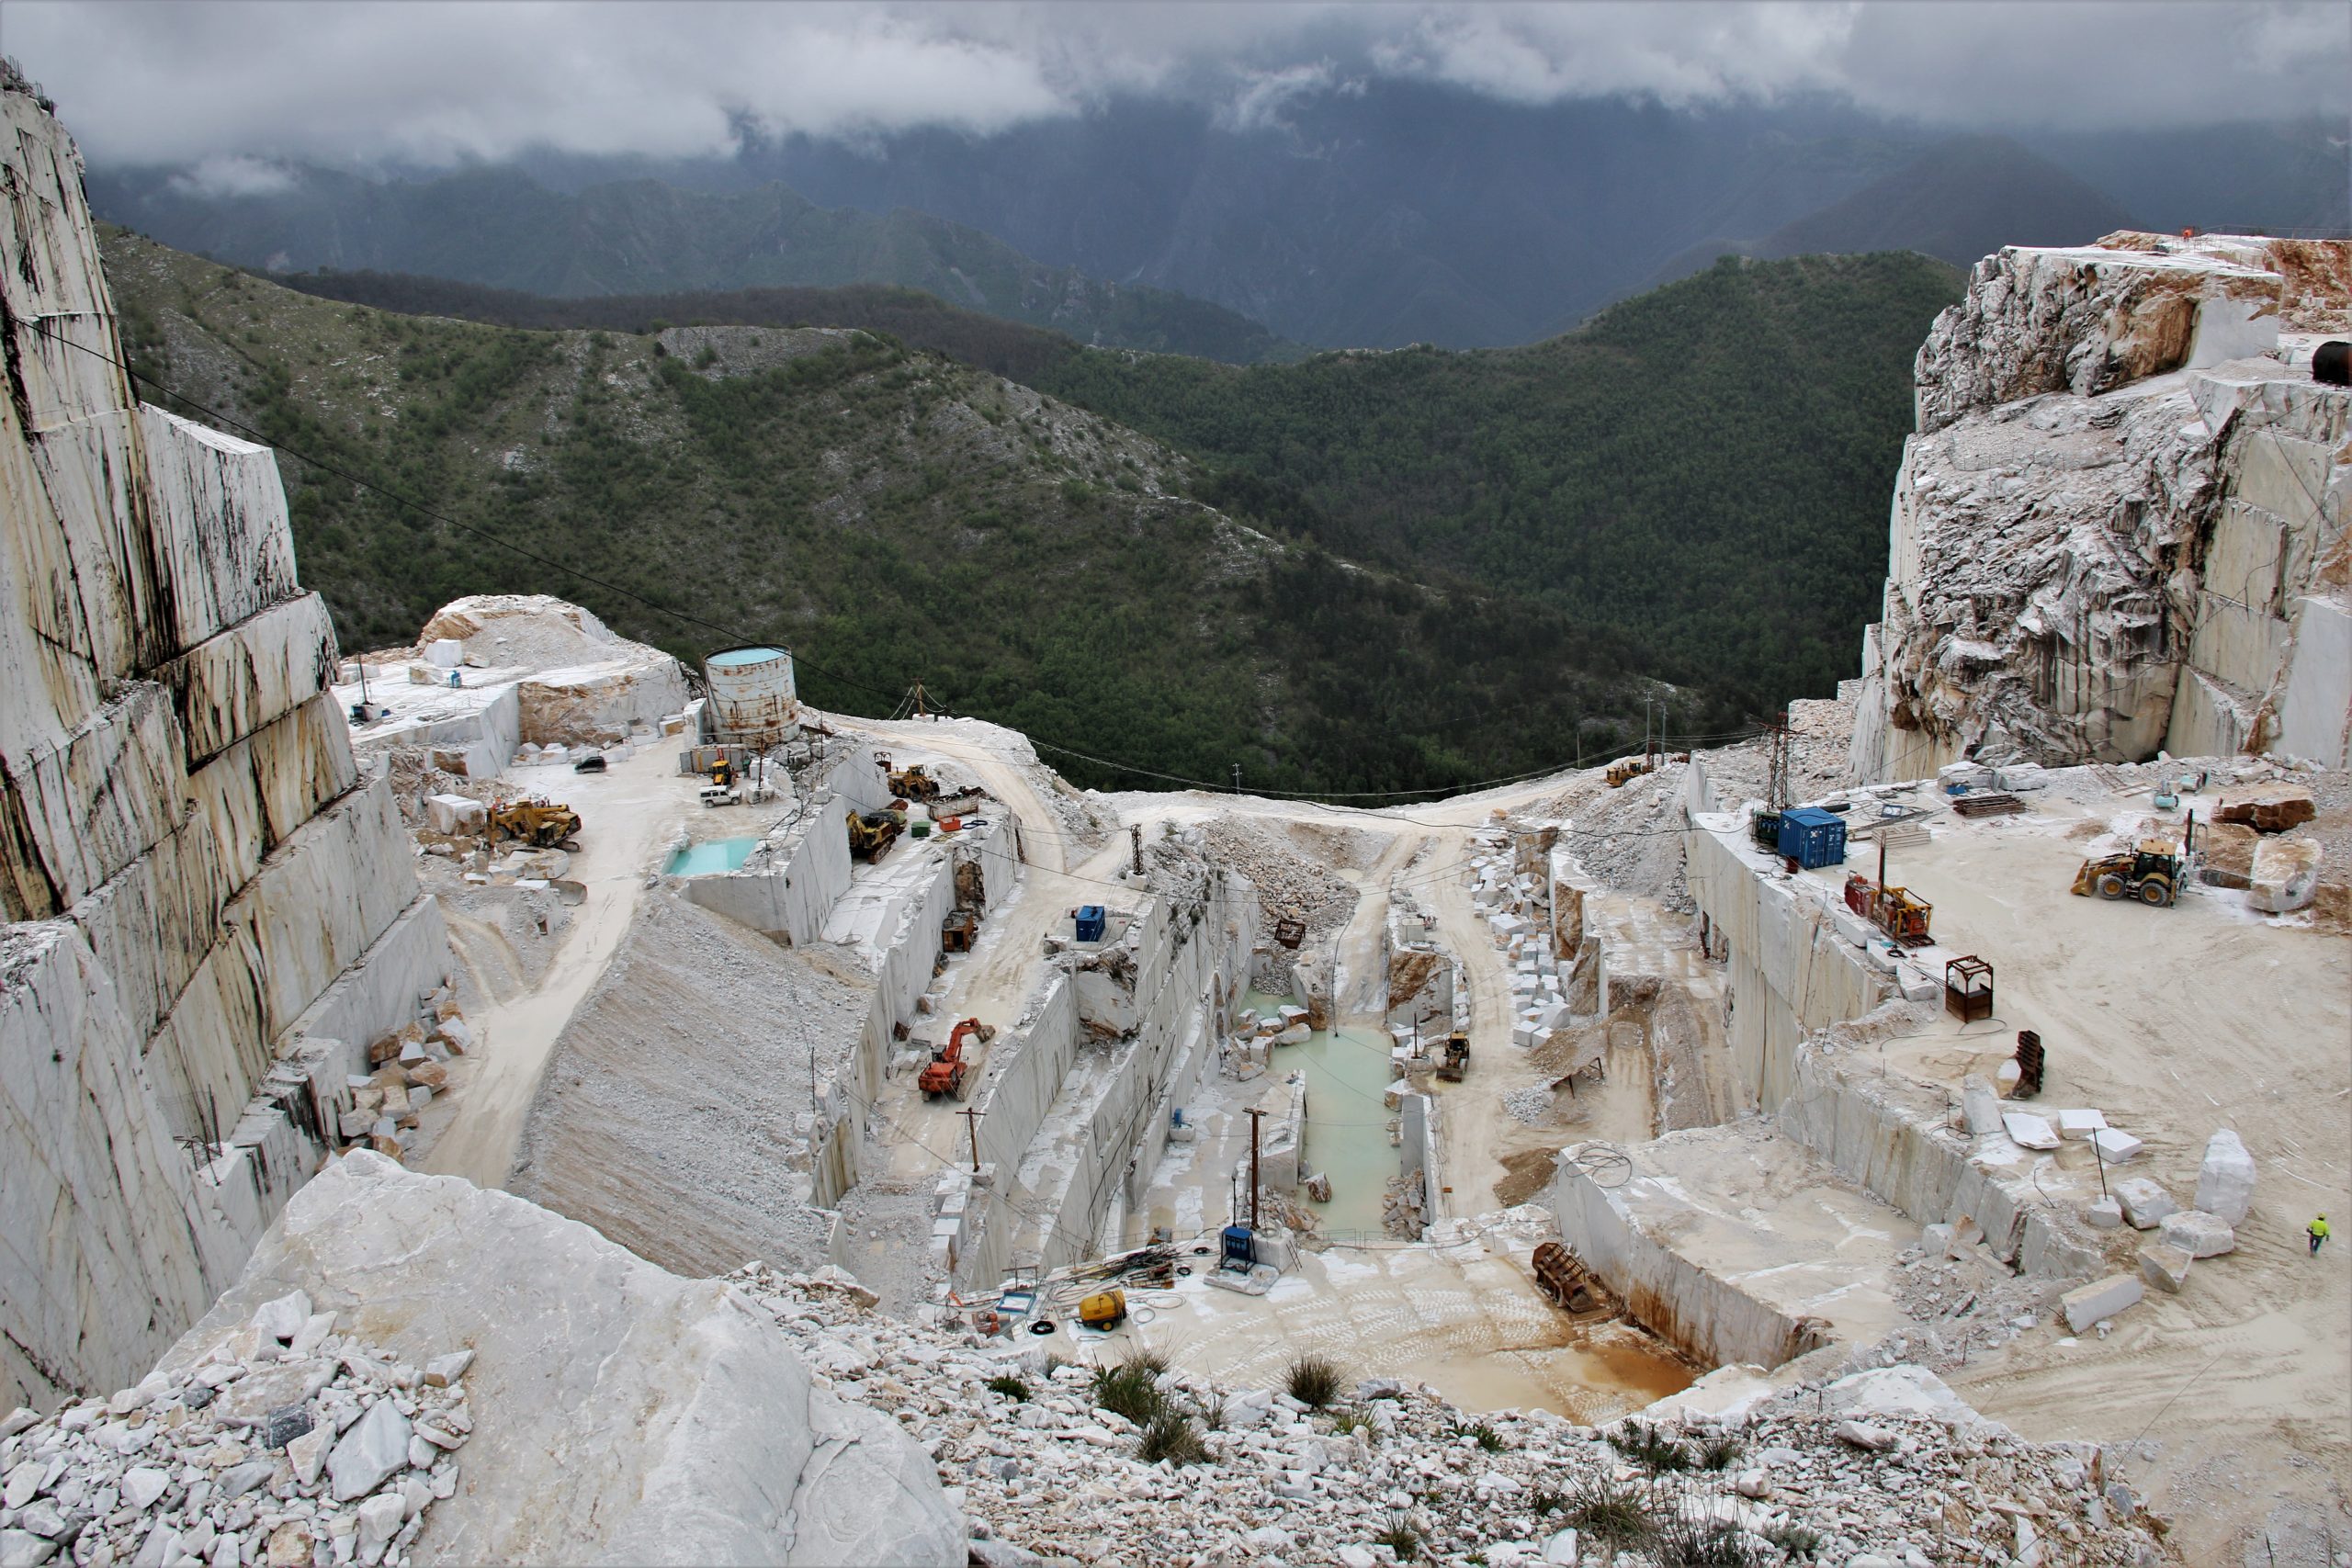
[8,1,2346,171]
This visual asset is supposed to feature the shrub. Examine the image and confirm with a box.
[985,1374,1030,1401]
[1284,1353,1345,1409]
[1758,1519,1823,1560]
[1136,1410,1208,1467]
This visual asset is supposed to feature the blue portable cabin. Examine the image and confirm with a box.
[1775,807,1848,869]
[1074,905,1108,942]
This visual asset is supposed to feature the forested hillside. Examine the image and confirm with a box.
[1028,253,1965,711]
[99,227,1659,795]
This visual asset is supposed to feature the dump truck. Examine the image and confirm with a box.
[918,1017,996,1101]
[487,798,581,849]
[2071,838,2184,907]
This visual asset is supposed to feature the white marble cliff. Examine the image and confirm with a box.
[1850,232,2352,780]
[0,62,450,1411]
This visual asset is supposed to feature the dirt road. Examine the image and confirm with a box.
[421,743,699,1189]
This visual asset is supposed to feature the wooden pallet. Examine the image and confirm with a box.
[1951,792,2027,818]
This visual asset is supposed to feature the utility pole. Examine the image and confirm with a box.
[1232,762,1242,795]
[1244,1107,1265,1230]
[959,1106,984,1174]
[1130,823,1144,877]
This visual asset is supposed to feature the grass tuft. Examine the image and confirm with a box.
[1135,1410,1208,1467]
[1656,1512,1763,1567]
[984,1373,1030,1401]
[1284,1352,1345,1409]
[1606,1419,1695,1472]
[1090,1360,1165,1425]
[1372,1511,1423,1562]
[1696,1433,1744,1471]
[1561,1476,1660,1550]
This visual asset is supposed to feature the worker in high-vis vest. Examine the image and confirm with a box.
[2311,1214,2331,1256]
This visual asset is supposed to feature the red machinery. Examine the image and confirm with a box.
[919,1017,994,1101]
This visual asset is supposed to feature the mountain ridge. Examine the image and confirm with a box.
[89,164,1302,365]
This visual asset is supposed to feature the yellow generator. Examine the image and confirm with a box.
[1077,1288,1127,1329]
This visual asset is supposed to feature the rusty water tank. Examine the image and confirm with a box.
[703,646,798,741]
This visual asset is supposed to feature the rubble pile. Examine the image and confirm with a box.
[1202,816,1358,934]
[333,985,474,1166]
[728,1266,2177,1568]
[1535,769,1698,908]
[0,1295,471,1568]
[1502,1086,1557,1127]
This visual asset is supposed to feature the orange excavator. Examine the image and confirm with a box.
[919,1017,996,1101]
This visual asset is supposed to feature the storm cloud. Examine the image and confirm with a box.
[9,0,2346,169]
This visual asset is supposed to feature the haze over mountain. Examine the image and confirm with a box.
[1752,135,2138,269]
[90,89,2344,353]
[48,1,2344,352]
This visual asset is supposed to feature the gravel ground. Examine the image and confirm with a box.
[730,1266,2181,1568]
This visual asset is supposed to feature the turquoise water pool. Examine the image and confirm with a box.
[667,837,758,875]
[1243,989,1398,1237]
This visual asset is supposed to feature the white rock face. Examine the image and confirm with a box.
[2194,1129,2257,1224]
[1850,231,2352,781]
[165,1153,962,1566]
[1914,238,2287,434]
[0,70,451,1411]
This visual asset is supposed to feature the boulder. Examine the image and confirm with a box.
[2138,1244,2194,1293]
[2083,1197,2122,1229]
[2193,1129,2256,1224]
[1835,1420,1899,1452]
[2246,838,2323,914]
[2002,1112,2061,1150]
[2160,1210,2236,1258]
[327,1399,411,1502]
[2114,1178,2177,1230]
[158,1152,962,1565]
[2215,784,2317,833]
[2055,1109,2107,1139]
[1961,1075,2003,1137]
[2061,1273,2143,1334]
[2091,1127,2143,1165]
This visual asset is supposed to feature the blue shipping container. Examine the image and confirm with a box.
[1776,807,1848,869]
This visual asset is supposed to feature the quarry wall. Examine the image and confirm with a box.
[953,868,1255,1287]
[1680,807,2097,1280]
[0,78,447,1410]
[1551,1146,1817,1371]
[1849,233,2352,782]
